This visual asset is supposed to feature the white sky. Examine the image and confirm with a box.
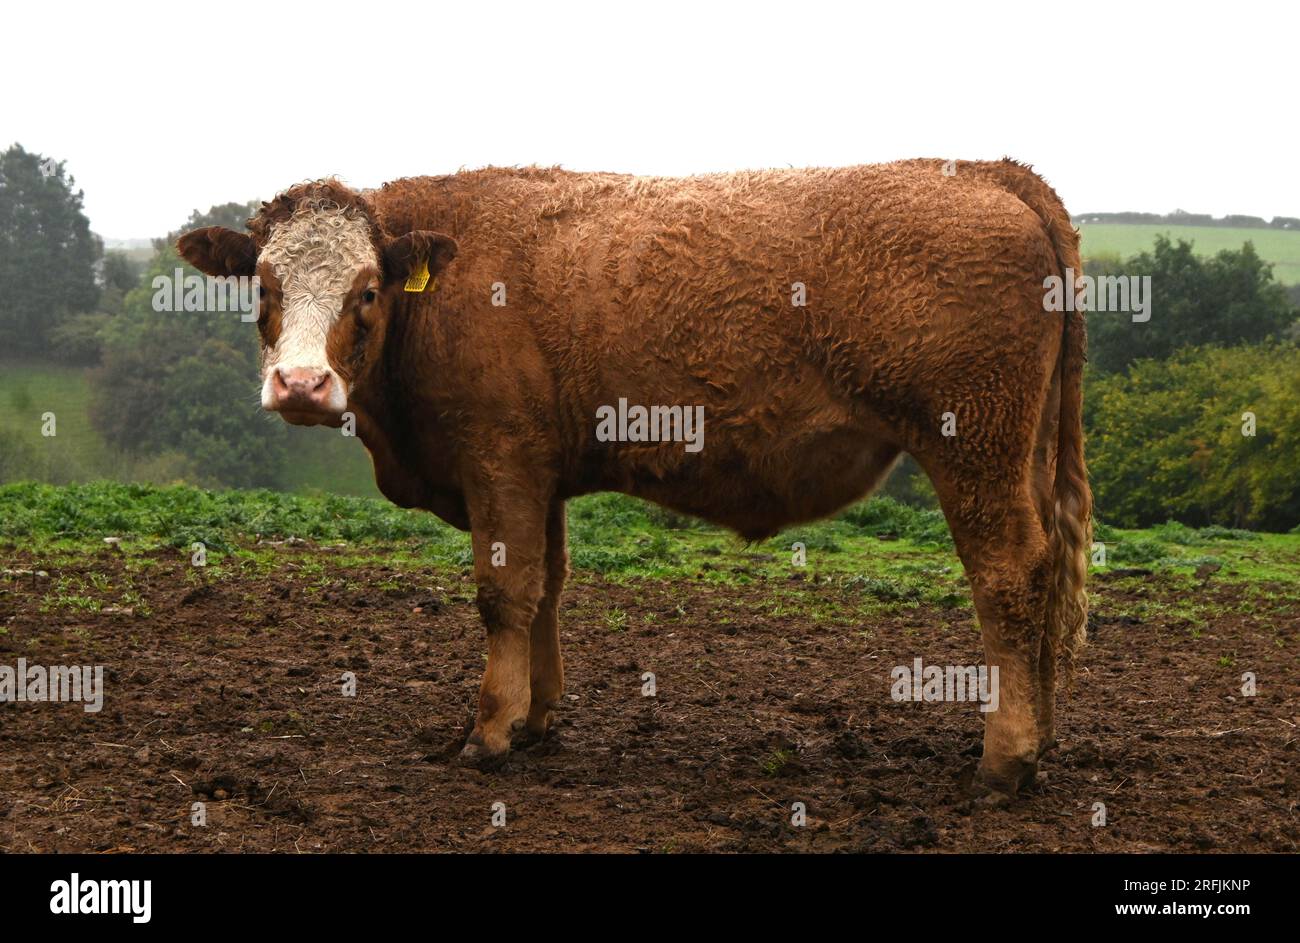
[4,0,1295,239]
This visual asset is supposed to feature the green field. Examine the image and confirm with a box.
[0,360,380,496]
[0,361,123,482]
[3,482,1297,600]
[1079,224,1300,285]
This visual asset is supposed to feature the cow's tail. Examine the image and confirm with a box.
[1048,240,1092,678]
[967,158,1093,676]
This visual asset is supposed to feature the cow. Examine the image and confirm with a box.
[177,159,1091,798]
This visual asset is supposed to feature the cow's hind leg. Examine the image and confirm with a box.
[926,469,1053,796]
[1031,452,1060,761]
[523,498,568,742]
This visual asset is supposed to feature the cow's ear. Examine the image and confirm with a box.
[382,231,458,287]
[176,227,258,278]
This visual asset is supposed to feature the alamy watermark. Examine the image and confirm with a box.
[50,873,151,923]
[152,269,260,321]
[595,398,705,453]
[1043,267,1151,322]
[0,659,104,713]
[890,657,999,712]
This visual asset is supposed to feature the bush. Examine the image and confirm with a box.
[1086,343,1300,530]
[0,481,458,545]
[643,503,702,530]
[1108,537,1168,565]
[1087,237,1297,375]
[876,455,939,508]
[838,496,953,545]
[0,427,40,481]
[46,312,109,365]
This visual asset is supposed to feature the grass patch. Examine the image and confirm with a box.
[2,483,1298,609]
[1079,223,1300,284]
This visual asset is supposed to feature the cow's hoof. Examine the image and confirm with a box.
[975,755,1038,798]
[513,727,547,749]
[1036,737,1059,760]
[973,788,1016,809]
[521,709,554,743]
[456,741,508,770]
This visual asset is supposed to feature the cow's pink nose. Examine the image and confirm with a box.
[271,367,333,410]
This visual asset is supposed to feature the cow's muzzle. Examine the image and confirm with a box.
[267,366,340,423]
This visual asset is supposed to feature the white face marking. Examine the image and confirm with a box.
[257,203,378,412]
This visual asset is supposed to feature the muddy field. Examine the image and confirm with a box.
[1,547,1296,853]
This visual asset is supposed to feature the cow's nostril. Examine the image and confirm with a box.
[271,367,334,410]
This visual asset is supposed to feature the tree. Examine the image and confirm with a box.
[1087,236,1297,374]
[1085,344,1300,530]
[161,201,261,251]
[0,144,101,354]
[47,250,146,365]
[91,200,286,488]
[101,251,139,292]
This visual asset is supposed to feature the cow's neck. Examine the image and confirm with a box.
[350,310,458,512]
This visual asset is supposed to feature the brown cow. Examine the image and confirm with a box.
[177,159,1091,797]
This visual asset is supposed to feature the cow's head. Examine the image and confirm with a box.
[176,180,457,426]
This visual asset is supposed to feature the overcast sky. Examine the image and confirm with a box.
[4,0,1294,239]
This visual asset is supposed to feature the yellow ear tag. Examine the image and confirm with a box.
[404,260,431,293]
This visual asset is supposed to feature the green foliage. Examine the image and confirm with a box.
[836,495,953,545]
[568,492,655,533]
[778,528,842,552]
[0,358,379,494]
[0,144,100,355]
[1147,521,1259,544]
[91,204,287,487]
[1088,236,1296,375]
[875,454,939,509]
[47,312,110,365]
[4,484,1299,608]
[1107,537,1168,565]
[0,428,40,481]
[101,251,141,296]
[0,362,125,483]
[155,339,287,488]
[1086,343,1300,529]
[840,575,921,602]
[0,481,453,548]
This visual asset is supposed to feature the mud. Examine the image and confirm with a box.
[1,549,1295,852]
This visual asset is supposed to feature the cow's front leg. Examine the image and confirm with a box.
[459,477,551,763]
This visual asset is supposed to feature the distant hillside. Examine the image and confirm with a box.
[100,237,154,250]
[97,237,156,267]
[1073,211,1300,230]
[1078,223,1300,285]
[0,360,381,496]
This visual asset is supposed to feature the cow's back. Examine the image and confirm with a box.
[372,162,1066,534]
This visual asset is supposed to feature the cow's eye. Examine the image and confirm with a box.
[361,288,377,305]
